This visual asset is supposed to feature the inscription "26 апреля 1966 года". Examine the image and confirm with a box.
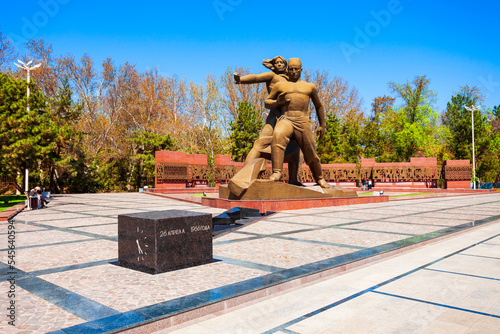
[159,225,210,238]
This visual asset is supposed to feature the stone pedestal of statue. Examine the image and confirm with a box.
[221,179,357,200]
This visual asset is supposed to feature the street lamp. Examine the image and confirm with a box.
[14,59,42,193]
[464,104,480,190]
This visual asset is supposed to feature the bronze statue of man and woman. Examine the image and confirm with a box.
[233,56,330,189]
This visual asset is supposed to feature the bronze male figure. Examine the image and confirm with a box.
[266,58,329,188]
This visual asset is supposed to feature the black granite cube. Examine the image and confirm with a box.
[118,210,212,274]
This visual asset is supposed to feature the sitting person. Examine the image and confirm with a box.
[35,186,48,208]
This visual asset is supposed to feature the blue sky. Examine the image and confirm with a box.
[1,0,499,114]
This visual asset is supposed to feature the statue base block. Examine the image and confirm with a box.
[219,179,357,200]
[207,177,377,214]
[202,192,387,214]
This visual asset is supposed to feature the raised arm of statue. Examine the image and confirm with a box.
[234,71,276,85]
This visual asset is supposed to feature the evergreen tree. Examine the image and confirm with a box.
[316,112,342,163]
[492,105,500,155]
[0,73,56,191]
[228,101,263,162]
[442,86,499,182]
[442,86,488,160]
[362,96,394,160]
[44,77,84,193]
[491,105,500,184]
[317,112,363,164]
[341,118,363,163]
[493,105,500,119]
[129,131,177,189]
[387,75,441,161]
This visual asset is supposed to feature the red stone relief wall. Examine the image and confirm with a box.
[444,159,473,189]
[155,151,472,189]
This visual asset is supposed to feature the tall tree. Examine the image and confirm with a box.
[187,75,226,185]
[492,105,500,140]
[491,105,500,183]
[493,105,500,120]
[59,53,105,159]
[303,70,365,163]
[362,96,395,160]
[442,86,499,181]
[24,39,60,99]
[387,75,441,161]
[163,75,188,138]
[0,73,55,191]
[304,69,364,125]
[442,86,485,159]
[340,117,363,163]
[316,111,363,164]
[129,131,177,188]
[316,112,343,163]
[389,75,436,123]
[228,101,263,162]
[220,67,267,123]
[100,58,138,169]
[0,28,17,72]
[42,77,84,192]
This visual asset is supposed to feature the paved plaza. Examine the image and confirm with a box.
[0,192,499,333]
[165,215,500,334]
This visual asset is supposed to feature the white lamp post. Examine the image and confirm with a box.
[14,59,42,193]
[464,105,480,190]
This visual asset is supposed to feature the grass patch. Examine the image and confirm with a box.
[191,193,212,198]
[0,195,26,212]
[358,191,373,196]
[389,192,434,198]
[359,192,434,198]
